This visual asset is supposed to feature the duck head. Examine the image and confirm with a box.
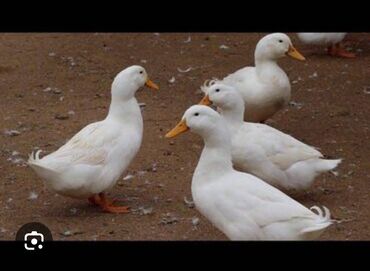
[255,33,305,61]
[111,65,159,101]
[165,105,222,139]
[199,84,243,110]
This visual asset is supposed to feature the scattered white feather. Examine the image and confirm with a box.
[123,174,134,181]
[28,191,39,200]
[138,206,153,215]
[219,44,229,49]
[183,36,191,43]
[192,217,200,226]
[43,87,52,92]
[70,208,78,215]
[4,129,21,136]
[330,170,339,177]
[363,87,370,95]
[177,67,192,73]
[309,72,318,78]
[168,76,176,84]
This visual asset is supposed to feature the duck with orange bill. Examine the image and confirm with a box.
[28,65,159,213]
[201,33,305,123]
[165,105,332,240]
[199,84,341,191]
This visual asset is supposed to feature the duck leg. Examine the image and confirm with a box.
[327,43,355,58]
[327,44,336,56]
[97,192,130,214]
[88,194,101,206]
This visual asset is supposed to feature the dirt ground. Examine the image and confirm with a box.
[0,33,369,240]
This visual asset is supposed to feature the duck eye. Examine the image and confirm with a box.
[194,113,199,116]
[215,89,220,92]
[139,71,143,74]
[278,40,283,43]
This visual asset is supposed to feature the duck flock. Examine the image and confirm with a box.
[28,33,356,240]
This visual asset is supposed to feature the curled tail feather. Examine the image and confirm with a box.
[200,78,221,94]
[28,150,43,165]
[301,206,332,234]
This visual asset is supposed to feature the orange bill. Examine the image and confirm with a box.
[145,79,159,90]
[286,45,306,61]
[198,95,212,106]
[165,119,189,138]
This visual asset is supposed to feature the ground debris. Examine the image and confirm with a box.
[28,191,38,201]
[183,196,195,208]
[160,213,179,225]
[60,230,84,237]
[133,206,154,216]
[192,217,200,226]
[177,67,193,73]
[123,174,135,181]
[168,76,176,84]
[54,113,69,120]
[289,101,304,109]
[183,36,191,43]
[3,129,21,137]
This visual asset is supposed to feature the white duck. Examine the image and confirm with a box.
[199,84,341,190]
[297,33,355,58]
[165,105,332,240]
[28,65,159,213]
[201,33,305,123]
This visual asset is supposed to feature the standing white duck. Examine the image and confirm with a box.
[28,65,159,213]
[201,33,305,123]
[165,105,332,240]
[297,33,355,58]
[199,84,341,190]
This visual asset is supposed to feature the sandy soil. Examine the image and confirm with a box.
[0,33,369,240]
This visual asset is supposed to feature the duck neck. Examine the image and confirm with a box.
[255,51,287,84]
[195,126,234,181]
[219,104,244,130]
[106,96,142,127]
[255,57,283,75]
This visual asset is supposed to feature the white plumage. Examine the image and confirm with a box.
[28,65,158,210]
[201,33,305,122]
[297,33,347,46]
[200,84,341,190]
[166,105,332,240]
[297,33,355,58]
